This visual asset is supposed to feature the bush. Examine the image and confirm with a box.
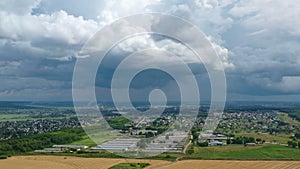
[139,163,150,168]
[0,155,7,160]
[109,163,150,169]
[232,136,256,144]
[198,141,208,147]
[130,163,137,167]
[76,150,85,154]
[187,149,194,155]
[288,141,298,148]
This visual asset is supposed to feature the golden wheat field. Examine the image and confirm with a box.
[0,156,171,169]
[159,160,300,169]
[0,156,300,169]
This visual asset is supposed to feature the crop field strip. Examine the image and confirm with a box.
[1,156,300,169]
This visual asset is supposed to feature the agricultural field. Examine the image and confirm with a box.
[0,156,170,169]
[0,113,30,120]
[236,133,292,144]
[1,156,300,169]
[69,135,97,147]
[277,112,300,126]
[70,122,119,147]
[0,102,299,167]
[159,160,300,169]
[186,144,300,160]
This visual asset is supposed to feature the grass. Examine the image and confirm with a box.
[277,112,300,126]
[69,123,118,147]
[69,135,96,147]
[109,163,150,169]
[0,113,30,119]
[236,133,291,144]
[149,153,183,161]
[186,144,300,160]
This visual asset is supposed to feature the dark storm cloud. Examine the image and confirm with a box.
[1,0,300,101]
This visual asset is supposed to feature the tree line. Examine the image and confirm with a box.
[0,128,85,156]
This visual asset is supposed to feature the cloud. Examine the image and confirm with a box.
[0,76,71,101]
[271,76,300,92]
[223,0,300,95]
[0,10,99,48]
[0,0,300,101]
[33,0,106,20]
[0,0,41,15]
[0,1,100,101]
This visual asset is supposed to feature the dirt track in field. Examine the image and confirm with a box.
[0,156,299,169]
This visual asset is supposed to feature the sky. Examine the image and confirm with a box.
[0,0,300,102]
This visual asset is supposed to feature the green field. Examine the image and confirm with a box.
[186,144,300,160]
[109,163,150,169]
[69,135,96,147]
[70,123,118,147]
[236,133,292,144]
[277,112,300,126]
[0,113,30,120]
[69,130,116,147]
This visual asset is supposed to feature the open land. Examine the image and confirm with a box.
[0,156,171,169]
[1,102,300,169]
[0,156,300,169]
